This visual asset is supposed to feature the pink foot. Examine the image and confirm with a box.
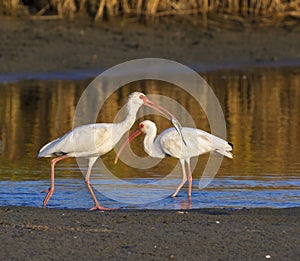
[89,205,118,211]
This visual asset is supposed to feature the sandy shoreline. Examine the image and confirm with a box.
[0,17,300,77]
[1,206,299,260]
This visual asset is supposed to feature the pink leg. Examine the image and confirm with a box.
[188,196,192,209]
[43,155,68,207]
[172,159,187,197]
[186,158,193,197]
[85,157,117,211]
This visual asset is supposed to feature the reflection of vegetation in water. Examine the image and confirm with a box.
[0,67,299,180]
[1,0,299,27]
[207,68,300,177]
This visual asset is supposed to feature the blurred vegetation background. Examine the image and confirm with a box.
[0,0,299,27]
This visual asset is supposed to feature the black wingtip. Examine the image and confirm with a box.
[228,142,234,148]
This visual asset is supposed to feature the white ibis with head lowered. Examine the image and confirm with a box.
[115,120,233,198]
[38,92,182,210]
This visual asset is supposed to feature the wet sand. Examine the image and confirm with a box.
[0,17,300,260]
[0,17,300,76]
[1,206,299,260]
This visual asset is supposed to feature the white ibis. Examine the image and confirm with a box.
[115,120,233,198]
[38,92,182,210]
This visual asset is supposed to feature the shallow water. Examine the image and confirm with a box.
[0,66,299,209]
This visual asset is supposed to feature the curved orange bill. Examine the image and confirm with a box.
[143,97,187,145]
[114,129,142,164]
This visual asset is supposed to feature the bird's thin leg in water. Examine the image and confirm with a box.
[172,159,187,197]
[43,154,68,207]
[186,158,193,197]
[85,157,116,211]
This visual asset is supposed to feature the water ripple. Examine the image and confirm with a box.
[0,177,299,210]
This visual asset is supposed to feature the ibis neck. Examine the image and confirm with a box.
[143,130,165,159]
[115,103,140,138]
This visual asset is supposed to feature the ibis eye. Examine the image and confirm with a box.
[139,95,144,99]
[139,123,144,129]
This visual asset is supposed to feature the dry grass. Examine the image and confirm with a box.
[0,0,28,15]
[1,0,299,27]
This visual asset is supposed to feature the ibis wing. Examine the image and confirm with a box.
[38,124,113,158]
[159,127,230,159]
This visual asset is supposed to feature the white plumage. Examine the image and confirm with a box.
[115,120,233,197]
[39,92,181,210]
[39,124,114,158]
